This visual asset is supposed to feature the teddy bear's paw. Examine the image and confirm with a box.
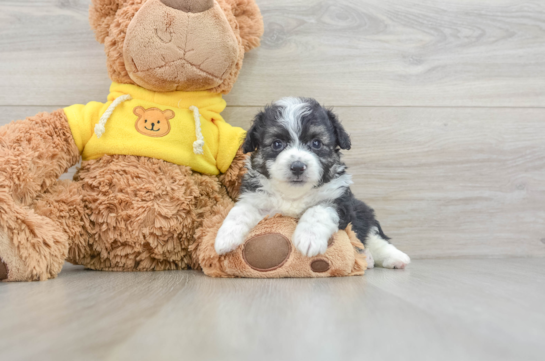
[242,232,334,274]
[0,215,68,282]
[0,229,11,281]
[0,228,32,282]
[205,216,366,278]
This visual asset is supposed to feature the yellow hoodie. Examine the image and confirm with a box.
[64,83,246,175]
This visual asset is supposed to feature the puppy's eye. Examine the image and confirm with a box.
[157,121,160,124]
[272,140,284,151]
[145,120,148,123]
[311,139,322,150]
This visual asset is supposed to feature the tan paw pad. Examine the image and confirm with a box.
[310,259,331,273]
[243,234,291,271]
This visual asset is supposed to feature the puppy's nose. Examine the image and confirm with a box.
[160,0,214,13]
[290,161,307,176]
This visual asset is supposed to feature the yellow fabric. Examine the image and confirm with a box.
[64,83,246,175]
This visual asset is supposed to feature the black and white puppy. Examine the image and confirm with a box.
[215,97,410,269]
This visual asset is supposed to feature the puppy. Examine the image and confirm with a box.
[215,97,410,269]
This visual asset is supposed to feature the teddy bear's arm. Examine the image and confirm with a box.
[218,147,248,200]
[0,110,80,206]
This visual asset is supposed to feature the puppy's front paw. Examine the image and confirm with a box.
[380,247,411,269]
[215,222,246,255]
[293,223,329,257]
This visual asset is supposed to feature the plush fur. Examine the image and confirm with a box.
[0,110,78,281]
[215,98,411,268]
[0,0,263,281]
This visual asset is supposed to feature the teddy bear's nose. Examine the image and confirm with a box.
[160,0,214,13]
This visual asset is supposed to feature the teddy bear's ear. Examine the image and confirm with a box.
[163,109,175,120]
[133,106,145,117]
[227,0,264,52]
[89,0,128,44]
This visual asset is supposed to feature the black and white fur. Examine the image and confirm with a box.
[215,97,410,269]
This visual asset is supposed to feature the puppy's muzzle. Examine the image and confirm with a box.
[290,161,307,176]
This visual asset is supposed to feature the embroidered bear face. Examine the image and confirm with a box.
[134,106,175,137]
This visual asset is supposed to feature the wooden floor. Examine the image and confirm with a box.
[1,1,545,360]
[0,259,544,361]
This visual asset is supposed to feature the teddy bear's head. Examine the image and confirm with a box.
[90,0,263,93]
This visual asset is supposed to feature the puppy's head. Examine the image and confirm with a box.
[243,97,351,192]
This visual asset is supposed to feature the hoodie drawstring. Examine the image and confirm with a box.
[189,106,205,155]
[94,94,132,138]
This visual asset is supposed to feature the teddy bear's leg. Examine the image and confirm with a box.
[0,179,84,282]
[0,110,80,281]
[33,180,88,269]
[0,207,69,282]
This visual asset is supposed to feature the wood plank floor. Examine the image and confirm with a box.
[1,259,544,361]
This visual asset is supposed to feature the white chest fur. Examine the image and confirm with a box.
[262,191,318,218]
[240,174,353,218]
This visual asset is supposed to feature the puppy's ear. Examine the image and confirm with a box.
[326,109,351,150]
[242,111,264,154]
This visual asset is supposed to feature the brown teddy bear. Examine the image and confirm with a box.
[0,0,366,282]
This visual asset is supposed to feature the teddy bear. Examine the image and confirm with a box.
[0,0,366,282]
